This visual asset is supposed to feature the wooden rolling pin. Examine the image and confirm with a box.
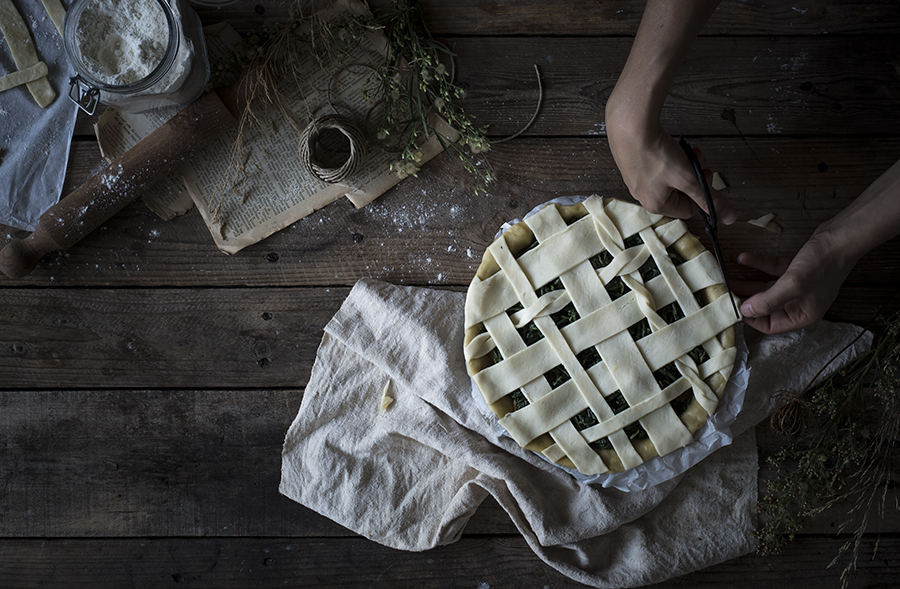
[0,85,243,278]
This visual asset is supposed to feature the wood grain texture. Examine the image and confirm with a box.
[454,36,900,137]
[0,388,521,538]
[0,283,896,390]
[3,1,899,587]
[2,137,899,287]
[0,390,896,539]
[0,536,897,588]
[197,0,900,36]
[0,288,344,389]
[73,35,900,138]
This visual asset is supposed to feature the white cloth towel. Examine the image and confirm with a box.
[280,278,871,588]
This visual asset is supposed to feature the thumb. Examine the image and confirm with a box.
[740,273,802,318]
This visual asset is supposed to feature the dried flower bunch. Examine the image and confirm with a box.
[756,311,900,588]
[371,0,493,191]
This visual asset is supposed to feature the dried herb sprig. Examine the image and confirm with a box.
[755,312,900,588]
[372,0,493,192]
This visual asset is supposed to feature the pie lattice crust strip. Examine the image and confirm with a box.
[463,196,740,475]
[0,0,56,107]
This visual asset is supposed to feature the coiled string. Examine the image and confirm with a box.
[298,114,367,184]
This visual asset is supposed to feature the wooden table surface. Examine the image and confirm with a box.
[2,1,900,586]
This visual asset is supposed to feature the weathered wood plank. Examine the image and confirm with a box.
[825,285,900,328]
[193,0,900,37]
[409,0,900,37]
[73,35,900,137]
[0,389,309,537]
[3,137,898,287]
[0,388,513,537]
[0,535,896,588]
[1,389,897,537]
[6,3,898,588]
[0,284,896,390]
[453,35,900,137]
[0,289,344,389]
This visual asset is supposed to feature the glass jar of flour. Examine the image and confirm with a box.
[63,0,210,113]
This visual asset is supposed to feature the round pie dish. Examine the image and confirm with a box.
[463,195,742,476]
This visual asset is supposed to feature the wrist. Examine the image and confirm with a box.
[815,161,900,263]
[811,219,866,276]
[606,87,660,150]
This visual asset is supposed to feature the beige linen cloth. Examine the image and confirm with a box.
[281,278,871,588]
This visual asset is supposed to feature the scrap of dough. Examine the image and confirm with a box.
[380,380,394,410]
[0,0,56,107]
[748,213,782,233]
[39,0,66,37]
[0,60,47,92]
[711,171,727,191]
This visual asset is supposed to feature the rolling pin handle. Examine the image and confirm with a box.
[0,231,52,279]
[0,89,238,280]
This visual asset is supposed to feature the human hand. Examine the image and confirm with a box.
[605,109,737,224]
[733,232,856,334]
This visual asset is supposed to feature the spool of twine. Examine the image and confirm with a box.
[298,114,366,183]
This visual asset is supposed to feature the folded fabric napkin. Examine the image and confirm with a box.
[0,0,78,230]
[281,278,871,588]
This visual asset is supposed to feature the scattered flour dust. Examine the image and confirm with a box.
[99,163,124,188]
[364,189,470,230]
[365,198,440,233]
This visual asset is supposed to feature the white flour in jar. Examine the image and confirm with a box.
[144,0,193,97]
[74,0,170,86]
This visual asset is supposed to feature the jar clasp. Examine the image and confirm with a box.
[68,76,100,115]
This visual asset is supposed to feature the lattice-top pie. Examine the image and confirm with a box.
[463,196,741,475]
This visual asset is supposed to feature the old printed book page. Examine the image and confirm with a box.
[94,2,458,254]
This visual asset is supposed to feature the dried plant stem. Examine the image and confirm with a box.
[492,64,543,145]
[756,304,900,589]
[769,291,897,436]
